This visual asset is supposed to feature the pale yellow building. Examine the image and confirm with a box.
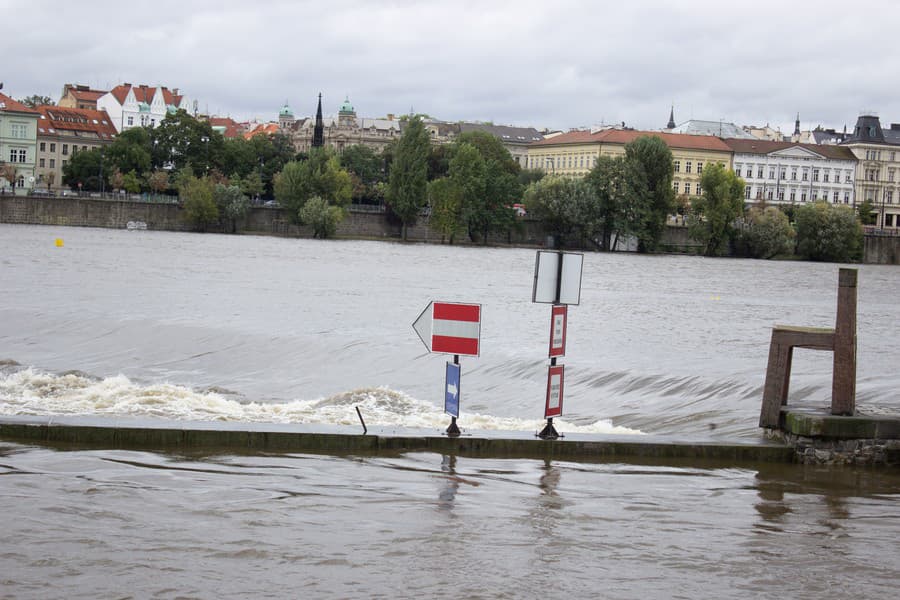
[841,113,900,230]
[527,128,734,198]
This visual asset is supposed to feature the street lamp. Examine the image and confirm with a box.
[200,135,210,174]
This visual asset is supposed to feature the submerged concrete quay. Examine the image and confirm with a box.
[1,412,897,466]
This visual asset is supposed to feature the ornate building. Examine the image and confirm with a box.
[0,92,38,194]
[282,95,401,153]
[34,105,117,192]
[842,112,900,229]
[96,83,189,133]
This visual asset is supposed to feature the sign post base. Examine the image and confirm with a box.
[537,417,560,440]
[446,416,461,437]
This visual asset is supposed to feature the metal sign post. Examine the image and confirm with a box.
[413,301,481,437]
[532,251,583,440]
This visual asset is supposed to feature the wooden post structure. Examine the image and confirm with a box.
[831,269,857,416]
[759,268,858,428]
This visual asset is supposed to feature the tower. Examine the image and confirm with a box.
[667,104,676,130]
[312,93,324,148]
[794,112,800,136]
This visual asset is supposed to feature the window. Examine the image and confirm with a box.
[10,123,28,138]
[674,160,680,173]
[62,144,69,156]
[746,167,753,178]
[50,143,56,152]
[767,190,774,200]
[846,171,853,183]
[39,142,46,152]
[812,168,820,182]
[890,169,895,182]
[790,191,796,202]
[127,116,134,126]
[801,192,807,202]
[10,149,26,163]
[39,158,45,167]
[823,171,830,183]
[768,167,775,179]
[745,186,751,199]
[888,191,895,205]
[697,162,703,174]
[49,159,55,168]
[844,192,850,204]
[886,214,895,227]
[757,166,764,178]
[685,161,692,174]
[780,168,786,180]
[673,182,679,193]
[892,151,896,161]
[791,168,797,180]
[833,191,840,202]
[684,183,691,195]
[697,184,702,195]
[802,168,808,181]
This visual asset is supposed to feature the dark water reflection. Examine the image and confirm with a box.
[2,443,898,599]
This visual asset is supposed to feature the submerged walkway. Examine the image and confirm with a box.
[0,415,794,465]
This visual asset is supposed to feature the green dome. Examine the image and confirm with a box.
[279,103,293,117]
[138,101,151,113]
[339,96,354,113]
[166,104,177,115]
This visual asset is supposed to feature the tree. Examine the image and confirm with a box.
[687,162,745,256]
[180,176,218,231]
[300,196,344,238]
[449,142,487,240]
[62,147,104,191]
[523,176,584,246]
[275,149,351,223]
[427,177,464,243]
[623,135,675,252]
[44,170,56,192]
[736,206,795,259]
[857,200,877,226]
[18,95,53,108]
[517,168,546,187]
[147,170,170,195]
[122,170,141,194]
[106,128,152,181]
[1,163,17,191]
[213,183,249,233]
[150,109,221,174]
[585,155,629,250]
[456,130,520,175]
[386,116,430,240]
[109,168,125,192]
[795,201,863,262]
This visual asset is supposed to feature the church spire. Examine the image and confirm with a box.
[794,112,801,136]
[667,104,676,129]
[312,93,324,148]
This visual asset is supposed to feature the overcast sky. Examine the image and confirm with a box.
[5,0,899,135]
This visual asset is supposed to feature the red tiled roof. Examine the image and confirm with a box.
[243,123,280,140]
[108,84,184,107]
[0,92,39,114]
[35,106,117,139]
[532,128,733,152]
[69,88,106,102]
[721,138,857,161]
[209,117,246,139]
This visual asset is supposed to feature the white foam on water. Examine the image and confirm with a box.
[0,368,643,435]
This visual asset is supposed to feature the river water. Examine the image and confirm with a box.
[1,224,899,598]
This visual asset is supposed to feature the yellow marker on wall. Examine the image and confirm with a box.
[55,238,64,247]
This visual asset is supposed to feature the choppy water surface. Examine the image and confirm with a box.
[1,224,899,597]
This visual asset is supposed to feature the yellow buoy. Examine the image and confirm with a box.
[55,238,64,247]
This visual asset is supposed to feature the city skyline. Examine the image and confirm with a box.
[4,0,900,135]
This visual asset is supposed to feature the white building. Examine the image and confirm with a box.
[97,84,189,133]
[725,138,857,206]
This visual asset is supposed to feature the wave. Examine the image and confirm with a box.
[0,368,642,436]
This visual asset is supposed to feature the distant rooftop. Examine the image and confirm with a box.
[668,119,755,139]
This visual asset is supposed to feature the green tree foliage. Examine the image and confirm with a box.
[449,142,487,240]
[213,184,250,233]
[386,116,430,240]
[106,128,152,178]
[517,168,546,187]
[687,162,746,256]
[456,130,520,175]
[150,109,220,175]
[147,170,169,195]
[585,155,629,250]
[122,170,141,194]
[794,201,863,262]
[340,144,385,203]
[523,176,596,246]
[18,95,54,108]
[300,196,344,238]
[856,200,877,226]
[180,176,218,231]
[62,147,104,191]
[274,149,351,223]
[623,135,676,252]
[736,206,795,259]
[427,177,464,243]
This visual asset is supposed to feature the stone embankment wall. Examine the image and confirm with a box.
[3,195,898,262]
[766,429,900,466]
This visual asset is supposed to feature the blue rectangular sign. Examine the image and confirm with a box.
[445,362,461,418]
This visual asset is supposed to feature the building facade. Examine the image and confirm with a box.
[58,84,108,110]
[0,93,38,195]
[97,84,188,133]
[282,96,401,153]
[526,129,733,199]
[842,113,900,229]
[725,139,857,207]
[34,106,117,192]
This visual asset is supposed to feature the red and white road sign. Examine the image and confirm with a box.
[413,301,481,356]
[545,364,564,418]
[549,304,567,358]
